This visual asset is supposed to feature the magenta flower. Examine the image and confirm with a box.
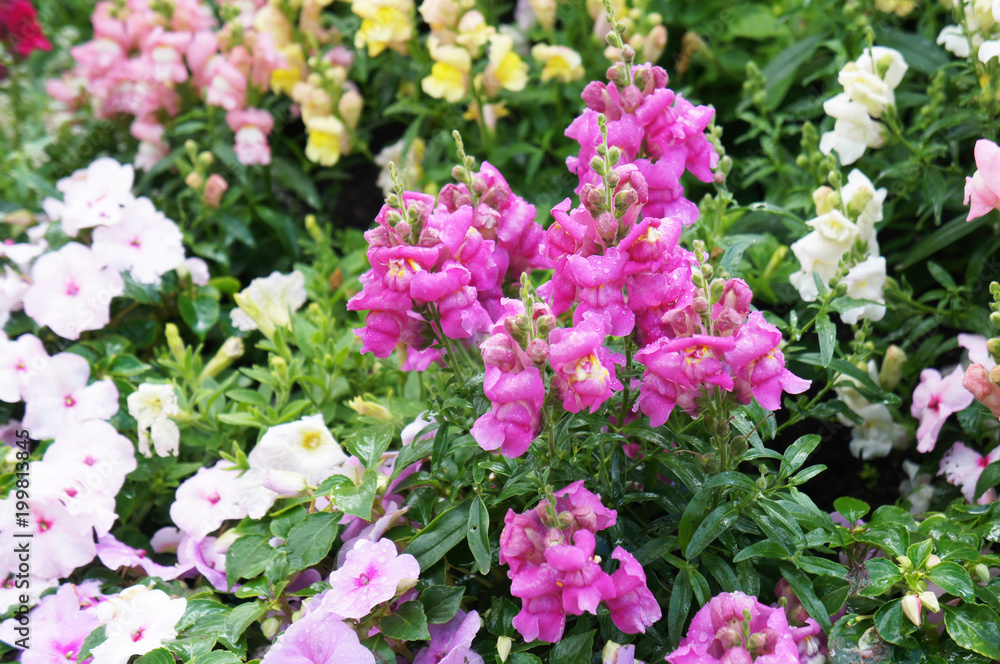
[511,592,566,644]
[261,604,374,664]
[726,312,811,411]
[548,313,624,413]
[413,610,484,664]
[939,441,1000,503]
[712,279,752,336]
[323,538,420,620]
[551,480,618,534]
[471,365,545,458]
[964,139,1000,221]
[544,530,616,615]
[911,366,974,453]
[636,335,736,425]
[498,509,547,576]
[666,591,800,664]
[546,199,601,262]
[605,547,661,634]
[557,250,634,337]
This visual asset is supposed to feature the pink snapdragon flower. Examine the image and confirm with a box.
[204,55,247,111]
[666,591,799,664]
[548,313,623,413]
[939,441,1000,503]
[413,610,484,664]
[605,547,662,634]
[323,538,420,620]
[261,603,375,664]
[636,335,736,425]
[23,242,125,340]
[471,365,545,457]
[911,366,974,453]
[964,139,1000,221]
[227,108,274,165]
[556,250,634,337]
[726,312,811,410]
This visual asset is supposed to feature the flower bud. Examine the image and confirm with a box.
[879,345,907,392]
[812,186,837,215]
[263,469,308,497]
[918,591,940,613]
[4,209,34,228]
[203,174,228,208]
[395,576,419,596]
[989,311,1000,329]
[896,555,913,571]
[746,632,766,651]
[590,156,608,176]
[185,172,205,190]
[901,594,922,627]
[715,625,743,648]
[926,554,941,569]
[973,563,991,584]
[527,338,549,365]
[197,151,214,167]
[692,296,709,313]
[200,337,245,381]
[165,323,186,365]
[261,616,282,640]
[347,396,392,421]
[497,636,513,663]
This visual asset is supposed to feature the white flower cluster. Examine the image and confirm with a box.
[820,46,908,166]
[789,169,889,325]
[937,0,1000,62]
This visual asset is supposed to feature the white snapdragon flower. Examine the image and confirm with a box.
[841,256,888,324]
[819,94,885,166]
[855,46,908,89]
[230,270,307,338]
[127,383,181,457]
[838,64,893,118]
[841,169,887,253]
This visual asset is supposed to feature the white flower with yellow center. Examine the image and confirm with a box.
[531,44,585,83]
[352,0,414,57]
[248,414,349,487]
[231,270,308,338]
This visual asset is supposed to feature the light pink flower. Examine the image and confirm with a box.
[91,587,186,664]
[262,603,374,664]
[170,460,260,539]
[605,547,661,634]
[23,242,125,340]
[964,139,1000,221]
[0,333,49,403]
[45,157,135,236]
[0,584,102,663]
[911,366,974,453]
[413,610,484,664]
[96,533,185,580]
[204,55,247,111]
[226,108,274,165]
[21,352,119,440]
[939,441,1000,503]
[0,492,97,580]
[92,197,185,284]
[323,538,420,620]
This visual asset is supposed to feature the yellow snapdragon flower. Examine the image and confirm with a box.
[270,44,307,95]
[352,0,414,57]
[531,44,585,83]
[482,34,528,96]
[455,10,495,57]
[305,115,347,166]
[422,37,471,102]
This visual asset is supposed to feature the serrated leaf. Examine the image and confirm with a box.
[873,598,919,647]
[223,601,267,645]
[927,561,976,601]
[419,585,465,624]
[226,534,274,589]
[286,512,340,573]
[861,558,902,596]
[380,601,431,641]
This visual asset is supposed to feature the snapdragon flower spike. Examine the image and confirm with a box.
[635,335,736,426]
[726,312,811,411]
[568,64,717,223]
[471,365,545,458]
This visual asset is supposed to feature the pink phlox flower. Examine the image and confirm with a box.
[31,460,118,536]
[964,139,1000,221]
[544,530,616,615]
[21,351,119,440]
[413,610,484,664]
[96,533,186,580]
[550,481,618,534]
[548,312,624,413]
[23,242,125,340]
[471,365,545,458]
[323,538,420,620]
[0,584,101,662]
[92,196,185,284]
[636,334,736,425]
[712,279,752,336]
[0,333,49,403]
[262,602,375,664]
[666,591,799,664]
[939,441,1000,503]
[605,547,661,634]
[0,491,97,581]
[727,311,811,411]
[169,460,251,539]
[911,366,974,453]
[227,107,275,165]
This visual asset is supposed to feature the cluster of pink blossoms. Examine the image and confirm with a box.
[47,0,285,168]
[567,62,719,224]
[667,590,825,664]
[348,163,547,371]
[499,481,660,643]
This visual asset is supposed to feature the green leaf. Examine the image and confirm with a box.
[927,562,976,601]
[108,355,152,376]
[135,648,175,664]
[899,215,987,271]
[718,235,764,277]
[77,626,106,663]
[942,604,1000,659]
[975,461,1000,501]
[419,585,466,624]
[829,296,885,314]
[271,156,322,209]
[816,312,836,367]
[223,601,267,645]
[861,558,902,596]
[667,568,693,647]
[759,35,824,110]
[508,654,543,664]
[795,556,848,578]
[779,562,832,631]
[685,503,742,560]
[226,534,274,589]
[179,293,220,338]
[856,523,910,558]
[550,629,595,664]
[392,427,435,480]
[344,423,394,471]
[192,652,242,664]
[286,512,340,573]
[927,261,957,291]
[468,496,491,575]
[328,470,378,520]
[834,497,870,525]
[226,388,270,406]
[406,499,472,570]
[733,540,791,562]
[380,601,431,641]
[780,434,821,480]
[873,598,919,647]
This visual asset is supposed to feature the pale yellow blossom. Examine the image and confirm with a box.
[482,34,528,96]
[531,44,585,83]
[455,10,494,57]
[305,115,347,166]
[422,37,471,102]
[352,0,414,57]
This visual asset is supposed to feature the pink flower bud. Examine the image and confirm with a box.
[964,363,1000,418]
[901,594,922,627]
[526,338,549,365]
[203,174,228,208]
